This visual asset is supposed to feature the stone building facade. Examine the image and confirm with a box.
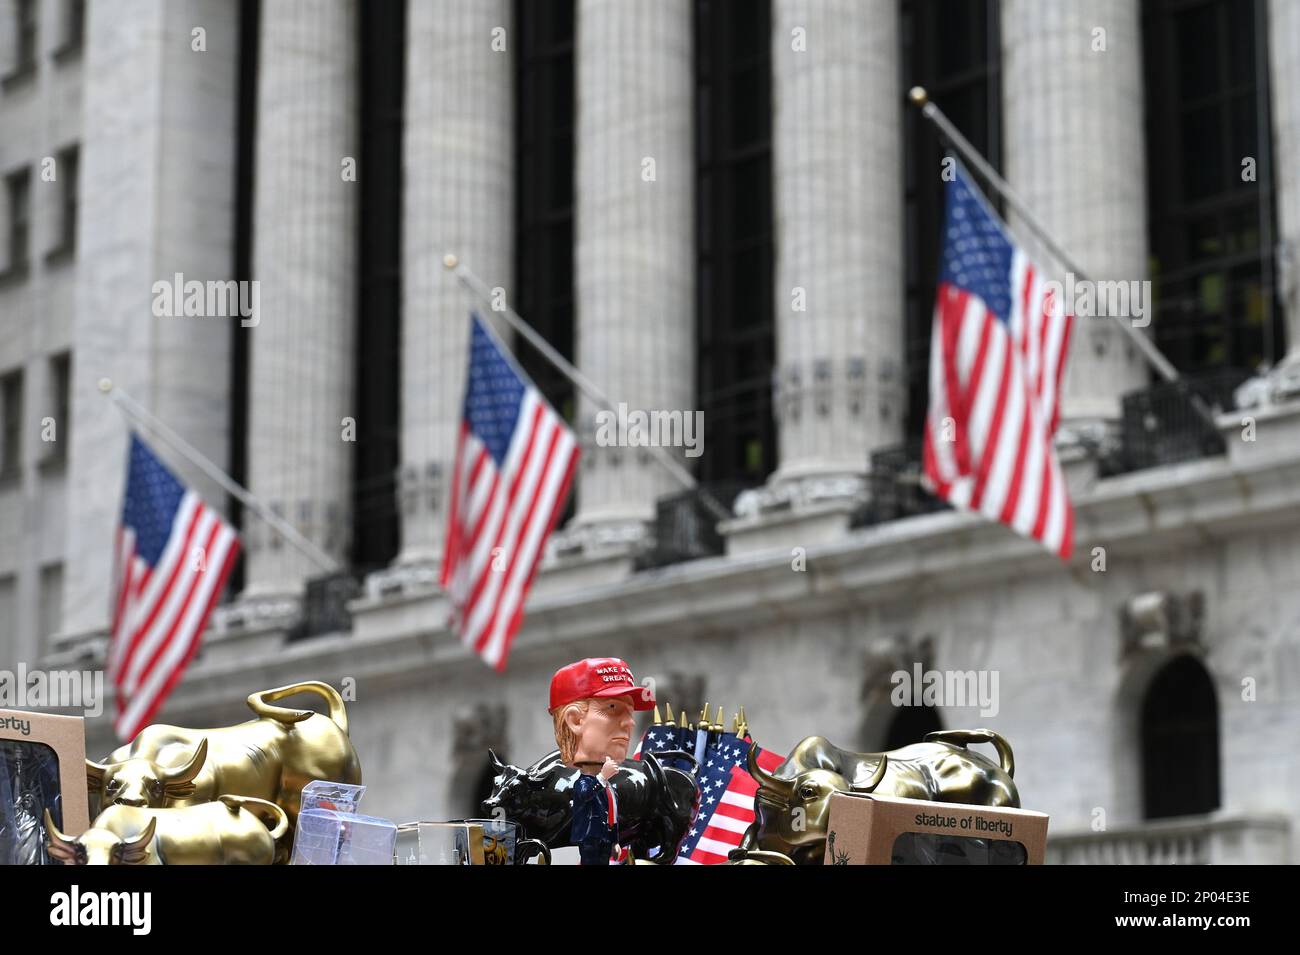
[2,0,1299,863]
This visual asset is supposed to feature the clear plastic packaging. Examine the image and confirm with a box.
[0,740,64,866]
[290,780,397,865]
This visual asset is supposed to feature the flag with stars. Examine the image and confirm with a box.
[676,733,782,865]
[441,313,580,671]
[923,163,1075,560]
[108,433,240,741]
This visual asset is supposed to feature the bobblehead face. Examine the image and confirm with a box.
[564,697,637,767]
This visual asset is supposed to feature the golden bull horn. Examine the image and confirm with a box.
[44,809,79,864]
[850,754,889,793]
[120,818,156,865]
[160,737,208,790]
[747,742,792,798]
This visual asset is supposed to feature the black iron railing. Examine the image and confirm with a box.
[853,440,949,528]
[289,571,361,641]
[638,481,748,570]
[1106,369,1248,476]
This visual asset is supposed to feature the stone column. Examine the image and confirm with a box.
[763,0,906,513]
[62,0,238,642]
[392,0,512,584]
[241,0,358,606]
[1270,0,1300,369]
[1002,0,1148,426]
[566,0,695,557]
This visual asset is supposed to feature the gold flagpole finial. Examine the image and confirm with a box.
[699,703,710,726]
[652,703,662,725]
[731,712,740,734]
[664,701,675,725]
[908,86,928,107]
[678,712,689,730]
[714,705,726,731]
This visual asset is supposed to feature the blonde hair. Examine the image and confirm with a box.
[551,700,590,765]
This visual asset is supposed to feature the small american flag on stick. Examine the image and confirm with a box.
[923,165,1075,559]
[441,314,580,671]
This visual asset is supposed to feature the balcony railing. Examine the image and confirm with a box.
[1103,369,1248,477]
[1045,813,1289,865]
[637,482,747,570]
[853,440,949,528]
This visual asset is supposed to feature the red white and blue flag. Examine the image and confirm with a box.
[441,314,580,671]
[923,166,1075,559]
[108,434,240,740]
[675,733,782,865]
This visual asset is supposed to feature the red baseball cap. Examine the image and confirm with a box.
[548,657,655,712]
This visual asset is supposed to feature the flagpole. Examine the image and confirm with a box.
[442,254,733,523]
[907,86,1221,431]
[98,378,340,573]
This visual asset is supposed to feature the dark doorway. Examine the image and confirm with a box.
[1141,655,1221,819]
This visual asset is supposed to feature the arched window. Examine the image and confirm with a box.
[1140,655,1221,819]
[883,704,942,750]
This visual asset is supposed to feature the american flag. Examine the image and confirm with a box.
[923,165,1075,559]
[441,313,580,671]
[108,434,240,740]
[676,733,782,865]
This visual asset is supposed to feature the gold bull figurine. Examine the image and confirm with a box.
[44,797,288,865]
[87,681,361,830]
[734,728,1018,865]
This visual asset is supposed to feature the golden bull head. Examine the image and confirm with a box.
[87,681,361,829]
[737,728,1019,865]
[45,796,288,865]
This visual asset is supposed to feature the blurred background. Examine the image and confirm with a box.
[1,0,1298,863]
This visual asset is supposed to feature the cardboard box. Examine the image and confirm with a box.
[0,709,92,864]
[823,792,1048,865]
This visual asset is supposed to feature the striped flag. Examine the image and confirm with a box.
[441,313,580,671]
[676,735,782,865]
[108,434,240,740]
[922,165,1075,559]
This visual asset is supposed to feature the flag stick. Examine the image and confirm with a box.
[907,87,1220,430]
[443,254,733,524]
[99,378,340,573]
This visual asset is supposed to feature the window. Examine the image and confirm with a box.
[54,0,85,59]
[1140,655,1221,819]
[3,167,32,276]
[900,0,1002,437]
[695,0,775,488]
[0,576,15,632]
[43,352,70,465]
[513,0,576,423]
[1143,0,1282,374]
[39,563,64,649]
[4,0,38,83]
[349,0,404,576]
[48,145,78,259]
[1,369,23,479]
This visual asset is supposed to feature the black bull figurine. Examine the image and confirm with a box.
[483,749,699,864]
[737,728,1020,865]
